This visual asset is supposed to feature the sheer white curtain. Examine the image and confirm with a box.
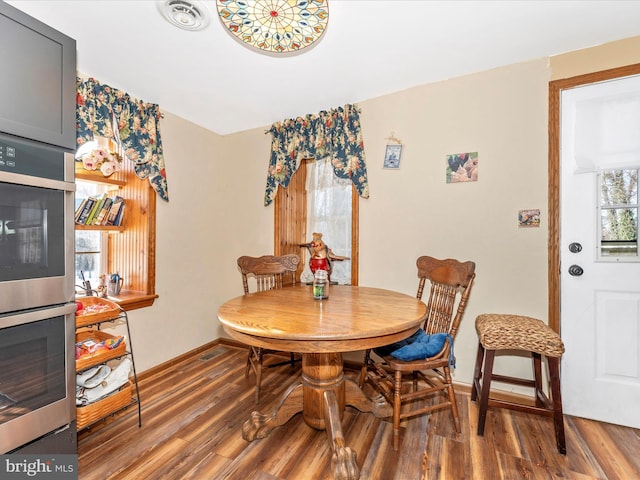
[300,158,352,285]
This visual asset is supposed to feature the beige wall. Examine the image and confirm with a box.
[108,36,640,391]
[550,36,640,80]
[355,59,550,381]
[104,113,273,372]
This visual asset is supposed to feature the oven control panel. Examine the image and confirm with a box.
[0,132,66,181]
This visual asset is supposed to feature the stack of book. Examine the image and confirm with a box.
[75,193,126,226]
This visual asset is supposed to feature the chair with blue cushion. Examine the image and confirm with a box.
[359,255,476,450]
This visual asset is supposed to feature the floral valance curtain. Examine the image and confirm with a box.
[264,104,369,206]
[76,77,169,201]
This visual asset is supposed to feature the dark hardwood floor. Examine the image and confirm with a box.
[78,343,640,479]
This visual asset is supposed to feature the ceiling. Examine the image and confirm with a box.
[7,0,640,135]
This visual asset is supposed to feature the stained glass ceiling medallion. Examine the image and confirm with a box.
[216,0,329,56]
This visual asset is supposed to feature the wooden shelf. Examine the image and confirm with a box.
[75,224,124,232]
[108,292,159,311]
[75,171,126,187]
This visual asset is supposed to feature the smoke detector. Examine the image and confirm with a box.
[157,0,210,31]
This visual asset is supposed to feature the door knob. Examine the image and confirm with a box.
[568,242,582,253]
[568,265,584,276]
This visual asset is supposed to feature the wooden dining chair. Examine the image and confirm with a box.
[359,255,476,450]
[237,254,301,403]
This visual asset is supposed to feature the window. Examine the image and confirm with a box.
[74,180,108,290]
[598,168,639,260]
[74,139,108,291]
[275,159,359,285]
[300,158,352,284]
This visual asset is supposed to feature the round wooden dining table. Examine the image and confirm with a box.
[217,284,426,480]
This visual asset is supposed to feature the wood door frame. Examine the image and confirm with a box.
[548,63,640,333]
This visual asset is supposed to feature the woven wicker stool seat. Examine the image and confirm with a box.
[475,313,565,357]
[471,313,566,454]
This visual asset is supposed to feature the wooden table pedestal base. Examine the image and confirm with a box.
[241,352,391,480]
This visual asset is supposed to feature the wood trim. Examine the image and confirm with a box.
[548,80,561,334]
[111,293,158,311]
[147,185,157,295]
[548,62,640,333]
[135,339,225,381]
[274,159,307,282]
[351,184,359,286]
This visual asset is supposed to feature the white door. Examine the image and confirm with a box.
[560,75,640,428]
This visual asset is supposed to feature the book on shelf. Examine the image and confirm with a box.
[85,193,106,225]
[113,202,125,227]
[106,197,125,226]
[75,194,125,227]
[76,196,96,225]
[93,197,113,226]
[74,197,89,222]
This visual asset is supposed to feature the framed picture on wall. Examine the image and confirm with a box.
[383,144,402,169]
[446,151,478,183]
[518,209,541,228]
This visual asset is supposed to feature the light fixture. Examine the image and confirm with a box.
[157,0,211,31]
[216,0,329,56]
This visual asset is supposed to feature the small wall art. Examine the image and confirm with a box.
[446,151,478,183]
[518,209,541,228]
[383,144,402,169]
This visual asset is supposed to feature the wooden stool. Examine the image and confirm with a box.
[471,314,566,454]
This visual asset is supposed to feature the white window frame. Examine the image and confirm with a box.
[597,168,639,262]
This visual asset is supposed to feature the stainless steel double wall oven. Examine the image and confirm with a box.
[0,134,77,453]
[0,1,77,454]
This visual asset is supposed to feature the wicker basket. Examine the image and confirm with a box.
[76,380,132,430]
[76,296,121,327]
[76,329,127,371]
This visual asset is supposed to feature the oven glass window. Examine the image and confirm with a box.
[0,182,65,281]
[0,316,66,426]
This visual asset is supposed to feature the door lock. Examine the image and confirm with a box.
[568,265,584,276]
[568,242,582,253]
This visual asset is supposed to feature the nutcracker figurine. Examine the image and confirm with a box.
[300,232,349,281]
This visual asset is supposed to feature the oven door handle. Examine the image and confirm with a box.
[1,303,76,328]
[0,171,75,192]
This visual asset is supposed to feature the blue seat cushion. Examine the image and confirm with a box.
[391,332,452,361]
[373,329,427,357]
